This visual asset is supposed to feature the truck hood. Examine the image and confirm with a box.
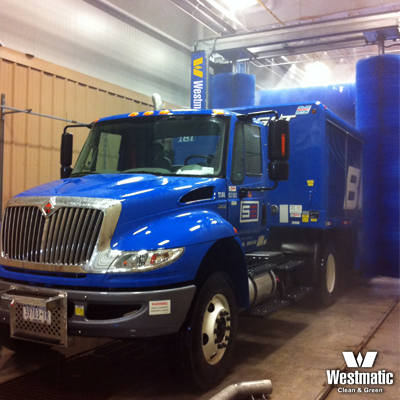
[15,174,220,221]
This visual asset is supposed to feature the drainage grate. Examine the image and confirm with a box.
[0,340,169,400]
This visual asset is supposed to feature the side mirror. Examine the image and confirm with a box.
[268,119,290,181]
[60,132,73,179]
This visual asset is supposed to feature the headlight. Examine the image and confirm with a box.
[110,247,184,273]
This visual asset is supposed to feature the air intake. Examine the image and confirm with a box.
[179,186,215,204]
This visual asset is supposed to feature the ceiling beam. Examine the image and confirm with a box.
[195,10,400,58]
[169,0,236,35]
[245,38,369,61]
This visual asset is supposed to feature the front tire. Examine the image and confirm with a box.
[172,273,238,389]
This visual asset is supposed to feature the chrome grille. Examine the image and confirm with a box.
[2,206,104,265]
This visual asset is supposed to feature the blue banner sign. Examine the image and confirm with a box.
[191,51,206,109]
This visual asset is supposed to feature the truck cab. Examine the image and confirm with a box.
[0,104,361,389]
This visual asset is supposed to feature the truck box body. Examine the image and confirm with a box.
[233,103,363,232]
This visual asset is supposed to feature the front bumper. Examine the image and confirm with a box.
[0,279,196,343]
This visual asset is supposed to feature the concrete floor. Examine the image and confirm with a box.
[0,274,399,400]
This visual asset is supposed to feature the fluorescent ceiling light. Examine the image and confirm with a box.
[206,0,247,28]
[222,0,257,11]
[302,61,331,87]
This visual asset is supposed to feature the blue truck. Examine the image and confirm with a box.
[0,102,362,388]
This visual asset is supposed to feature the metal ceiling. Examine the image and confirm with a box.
[195,11,400,58]
[169,0,400,88]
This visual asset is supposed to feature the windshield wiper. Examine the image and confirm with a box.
[70,171,100,177]
[120,169,164,176]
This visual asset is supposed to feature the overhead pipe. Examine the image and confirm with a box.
[88,0,191,52]
[201,0,247,31]
[169,0,236,35]
[185,0,236,33]
[169,0,220,35]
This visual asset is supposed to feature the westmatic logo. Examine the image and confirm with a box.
[191,51,206,109]
[326,352,394,394]
[192,56,203,78]
[342,351,377,368]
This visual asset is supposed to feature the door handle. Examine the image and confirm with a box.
[262,204,267,226]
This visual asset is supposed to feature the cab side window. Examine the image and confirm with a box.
[231,122,262,184]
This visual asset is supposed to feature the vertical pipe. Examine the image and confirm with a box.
[205,50,210,109]
[232,60,237,74]
[0,94,5,219]
[377,34,385,55]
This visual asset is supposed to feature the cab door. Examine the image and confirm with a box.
[227,120,268,252]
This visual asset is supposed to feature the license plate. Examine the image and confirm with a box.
[22,305,52,324]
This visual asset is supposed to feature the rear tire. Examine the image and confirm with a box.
[170,273,238,389]
[318,242,338,307]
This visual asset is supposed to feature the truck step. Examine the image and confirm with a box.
[247,259,305,277]
[245,299,291,318]
[284,286,314,303]
[247,262,276,276]
[244,286,314,319]
[246,251,284,263]
[275,259,305,271]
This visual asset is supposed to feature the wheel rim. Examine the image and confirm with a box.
[201,294,231,365]
[326,254,336,293]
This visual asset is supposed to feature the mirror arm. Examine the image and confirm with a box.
[63,123,92,135]
[239,181,278,198]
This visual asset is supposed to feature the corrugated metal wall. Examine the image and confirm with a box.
[0,47,177,210]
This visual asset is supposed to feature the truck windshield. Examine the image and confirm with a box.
[71,115,229,178]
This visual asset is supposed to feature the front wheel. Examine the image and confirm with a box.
[171,273,238,389]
